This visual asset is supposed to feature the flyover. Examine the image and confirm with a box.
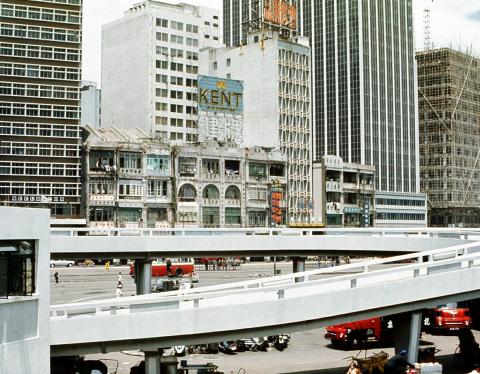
[50,240,480,363]
[49,227,478,259]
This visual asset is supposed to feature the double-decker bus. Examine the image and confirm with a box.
[129,258,195,278]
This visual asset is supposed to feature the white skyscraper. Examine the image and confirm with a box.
[101,1,222,143]
[200,31,312,223]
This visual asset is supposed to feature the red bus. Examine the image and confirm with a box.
[129,258,195,278]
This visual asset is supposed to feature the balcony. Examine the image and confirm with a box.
[326,181,341,192]
[326,202,342,214]
[247,200,268,208]
[224,199,241,207]
[88,221,115,229]
[225,170,241,181]
[202,171,221,181]
[118,222,139,229]
[343,182,358,190]
[202,198,220,206]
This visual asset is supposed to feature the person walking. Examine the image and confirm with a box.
[117,272,123,288]
[115,284,123,297]
[54,271,59,284]
[166,258,172,275]
[105,261,110,272]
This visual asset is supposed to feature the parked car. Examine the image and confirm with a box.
[50,259,75,267]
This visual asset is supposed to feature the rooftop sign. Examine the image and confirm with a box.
[198,76,244,115]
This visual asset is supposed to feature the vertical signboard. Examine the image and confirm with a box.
[363,199,370,227]
[263,0,297,31]
[271,180,283,225]
[198,76,244,143]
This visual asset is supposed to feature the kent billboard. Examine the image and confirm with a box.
[198,76,244,115]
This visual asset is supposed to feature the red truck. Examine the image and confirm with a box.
[129,258,195,277]
[325,305,472,348]
[324,317,394,348]
[423,304,472,333]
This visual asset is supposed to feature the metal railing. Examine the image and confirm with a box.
[50,241,480,320]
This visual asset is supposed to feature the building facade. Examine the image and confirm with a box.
[297,0,419,194]
[81,80,101,128]
[417,48,480,227]
[101,1,221,143]
[200,31,312,223]
[0,0,83,223]
[312,155,375,227]
[83,126,287,229]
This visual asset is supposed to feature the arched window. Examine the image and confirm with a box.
[202,184,219,199]
[178,183,196,202]
[225,185,240,200]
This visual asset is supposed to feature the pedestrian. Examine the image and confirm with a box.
[117,272,123,288]
[115,284,122,297]
[105,261,110,272]
[204,259,209,271]
[54,271,59,284]
[384,349,414,374]
[166,258,172,275]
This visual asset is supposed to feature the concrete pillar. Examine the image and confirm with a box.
[392,311,423,363]
[135,260,152,295]
[292,257,306,283]
[144,350,161,374]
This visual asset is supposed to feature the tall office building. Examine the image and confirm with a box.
[101,1,222,143]
[0,0,83,223]
[417,48,480,227]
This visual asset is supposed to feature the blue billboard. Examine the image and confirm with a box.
[198,75,244,115]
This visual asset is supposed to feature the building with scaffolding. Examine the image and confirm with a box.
[417,48,480,227]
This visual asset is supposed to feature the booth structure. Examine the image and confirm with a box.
[0,207,51,374]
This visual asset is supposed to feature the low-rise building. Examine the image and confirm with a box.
[82,127,287,229]
[83,126,173,229]
[312,156,375,228]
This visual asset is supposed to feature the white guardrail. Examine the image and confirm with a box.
[50,227,480,238]
[50,241,480,320]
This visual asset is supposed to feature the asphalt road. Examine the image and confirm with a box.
[50,261,479,374]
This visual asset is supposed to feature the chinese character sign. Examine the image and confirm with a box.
[263,0,297,31]
[198,112,243,143]
[271,181,283,225]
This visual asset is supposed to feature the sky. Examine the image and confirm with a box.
[82,0,480,85]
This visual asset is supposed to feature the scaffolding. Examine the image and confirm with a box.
[417,48,480,227]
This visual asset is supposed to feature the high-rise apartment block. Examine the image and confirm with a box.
[0,0,83,222]
[101,1,221,143]
[200,31,312,222]
[417,48,480,227]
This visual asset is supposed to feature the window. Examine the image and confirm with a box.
[171,21,183,31]
[156,88,168,97]
[226,58,231,67]
[186,38,198,47]
[225,208,241,225]
[119,152,141,169]
[186,51,198,61]
[213,61,217,70]
[178,183,196,201]
[156,32,168,41]
[249,163,266,178]
[89,207,114,222]
[225,185,240,199]
[0,240,35,298]
[202,207,219,227]
[170,34,183,44]
[186,24,198,33]
[155,102,167,111]
[202,184,219,199]
[170,62,183,72]
[147,155,169,173]
[147,180,168,198]
[117,208,141,222]
[156,18,168,28]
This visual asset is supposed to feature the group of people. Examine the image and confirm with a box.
[204,258,238,271]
